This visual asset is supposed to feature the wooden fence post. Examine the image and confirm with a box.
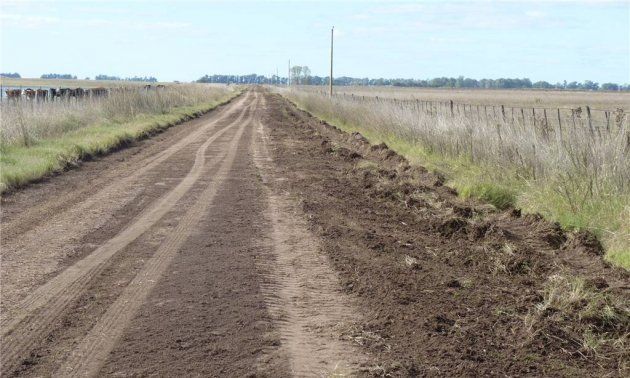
[521,108,525,126]
[450,100,454,117]
[483,105,488,125]
[586,106,594,135]
[501,105,506,122]
[557,108,562,133]
[532,108,536,127]
[605,111,610,131]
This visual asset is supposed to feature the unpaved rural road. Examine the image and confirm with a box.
[1,88,627,377]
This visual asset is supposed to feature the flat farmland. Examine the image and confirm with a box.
[302,85,630,110]
[0,77,170,88]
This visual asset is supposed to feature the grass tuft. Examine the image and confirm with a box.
[526,274,629,363]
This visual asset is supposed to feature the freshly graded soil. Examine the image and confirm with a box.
[1,88,627,377]
[260,93,629,376]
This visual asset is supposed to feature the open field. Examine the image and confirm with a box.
[280,87,630,269]
[1,88,627,376]
[301,85,630,110]
[0,84,237,192]
[0,77,171,89]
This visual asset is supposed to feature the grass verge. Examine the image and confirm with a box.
[283,95,629,269]
[0,93,239,193]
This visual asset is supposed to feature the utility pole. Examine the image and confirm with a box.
[329,26,334,97]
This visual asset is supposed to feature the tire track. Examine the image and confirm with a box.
[251,113,365,376]
[0,94,256,376]
[56,94,259,377]
[1,92,245,238]
[0,92,251,318]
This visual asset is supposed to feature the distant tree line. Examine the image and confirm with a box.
[0,72,21,78]
[41,73,77,79]
[95,75,158,82]
[197,72,629,91]
[197,74,286,85]
[2,72,160,82]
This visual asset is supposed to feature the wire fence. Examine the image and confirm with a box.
[318,91,627,134]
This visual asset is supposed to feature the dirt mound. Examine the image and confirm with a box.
[563,230,605,256]
[265,93,629,376]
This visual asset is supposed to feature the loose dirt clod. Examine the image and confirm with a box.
[263,92,629,376]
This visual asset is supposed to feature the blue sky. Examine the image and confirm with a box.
[1,0,628,83]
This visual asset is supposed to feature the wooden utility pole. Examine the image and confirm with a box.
[329,26,334,97]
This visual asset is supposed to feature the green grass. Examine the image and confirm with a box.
[0,96,237,193]
[287,98,629,269]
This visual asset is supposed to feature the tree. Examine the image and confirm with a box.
[601,83,619,91]
[0,72,21,78]
[290,66,302,85]
[533,81,553,89]
[41,73,77,79]
[582,80,599,91]
[302,66,311,85]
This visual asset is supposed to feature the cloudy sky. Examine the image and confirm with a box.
[1,0,628,83]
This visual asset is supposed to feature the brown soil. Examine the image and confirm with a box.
[1,88,627,377]
[260,93,629,376]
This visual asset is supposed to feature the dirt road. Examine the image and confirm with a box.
[1,88,627,377]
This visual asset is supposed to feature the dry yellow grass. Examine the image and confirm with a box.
[0,84,238,192]
[0,77,169,89]
[298,86,630,111]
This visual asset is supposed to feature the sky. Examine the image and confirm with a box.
[1,0,628,83]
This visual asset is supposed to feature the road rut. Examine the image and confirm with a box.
[0,89,365,376]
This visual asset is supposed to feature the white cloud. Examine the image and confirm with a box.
[0,13,191,32]
[0,13,60,28]
[525,10,547,18]
[369,3,426,15]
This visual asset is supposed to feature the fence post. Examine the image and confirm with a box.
[532,108,536,127]
[450,100,454,117]
[557,108,562,133]
[586,106,594,135]
[521,108,525,125]
[501,105,506,122]
[483,105,488,125]
[543,109,548,127]
[605,111,610,131]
